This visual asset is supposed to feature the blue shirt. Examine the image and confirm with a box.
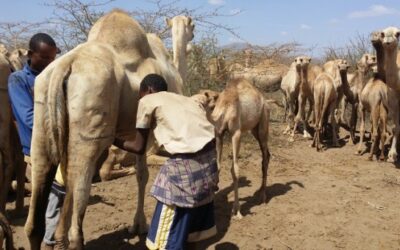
[8,63,39,156]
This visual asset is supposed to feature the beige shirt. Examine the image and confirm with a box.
[136,92,215,154]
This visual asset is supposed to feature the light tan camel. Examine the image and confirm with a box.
[166,15,195,84]
[0,52,27,215]
[229,58,289,92]
[312,59,350,151]
[281,56,309,136]
[0,212,14,250]
[196,79,271,219]
[25,10,183,250]
[208,54,227,82]
[290,57,324,141]
[341,54,377,144]
[380,26,400,162]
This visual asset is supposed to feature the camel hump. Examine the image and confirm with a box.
[88,9,152,62]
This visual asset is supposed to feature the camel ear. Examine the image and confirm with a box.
[396,31,400,39]
[307,57,312,63]
[19,49,28,56]
[165,17,172,28]
[185,17,193,26]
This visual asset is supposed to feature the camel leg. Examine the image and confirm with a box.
[15,153,26,215]
[231,130,242,219]
[290,93,305,141]
[0,149,13,214]
[349,102,358,145]
[215,131,224,173]
[368,106,380,161]
[129,154,149,236]
[24,160,57,250]
[379,105,388,161]
[356,105,366,155]
[251,106,271,203]
[57,142,110,250]
[283,96,295,135]
[99,151,135,182]
[329,101,340,148]
[387,100,400,163]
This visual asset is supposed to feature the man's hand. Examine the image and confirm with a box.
[113,129,150,155]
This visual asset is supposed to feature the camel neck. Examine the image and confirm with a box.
[340,70,354,103]
[173,36,187,84]
[374,43,386,81]
[383,47,399,90]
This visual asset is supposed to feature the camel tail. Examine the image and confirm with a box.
[47,57,72,165]
[0,212,14,250]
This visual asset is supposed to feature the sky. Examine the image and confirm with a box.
[1,0,399,56]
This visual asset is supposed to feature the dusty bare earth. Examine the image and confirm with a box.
[6,95,400,250]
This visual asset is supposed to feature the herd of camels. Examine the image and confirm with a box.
[0,8,399,250]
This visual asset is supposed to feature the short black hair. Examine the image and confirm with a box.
[29,33,57,52]
[139,74,168,92]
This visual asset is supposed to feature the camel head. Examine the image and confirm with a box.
[198,89,219,111]
[335,59,350,73]
[381,26,400,50]
[8,48,28,71]
[0,44,8,55]
[357,53,377,72]
[371,31,383,46]
[294,56,311,70]
[166,16,195,43]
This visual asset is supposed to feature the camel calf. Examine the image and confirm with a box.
[194,79,271,219]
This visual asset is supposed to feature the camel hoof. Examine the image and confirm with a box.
[232,211,243,220]
[368,156,373,161]
[128,223,149,236]
[288,137,295,142]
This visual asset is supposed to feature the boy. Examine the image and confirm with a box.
[8,33,64,249]
[114,74,218,249]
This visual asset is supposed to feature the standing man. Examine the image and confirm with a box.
[8,33,64,249]
[114,74,219,249]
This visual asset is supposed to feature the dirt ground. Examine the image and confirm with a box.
[6,100,400,250]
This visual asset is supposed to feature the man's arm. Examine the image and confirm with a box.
[113,128,150,155]
[8,74,34,129]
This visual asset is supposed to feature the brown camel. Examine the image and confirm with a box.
[195,79,271,219]
[0,212,14,250]
[0,52,27,215]
[312,59,350,151]
[380,26,400,162]
[25,10,183,250]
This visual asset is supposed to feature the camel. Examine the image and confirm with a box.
[0,212,14,250]
[195,79,271,219]
[208,54,227,82]
[377,26,400,162]
[281,56,309,135]
[229,58,289,92]
[312,59,350,151]
[289,57,323,141]
[166,15,195,85]
[341,54,377,144]
[0,51,27,215]
[24,10,183,250]
[357,69,392,161]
